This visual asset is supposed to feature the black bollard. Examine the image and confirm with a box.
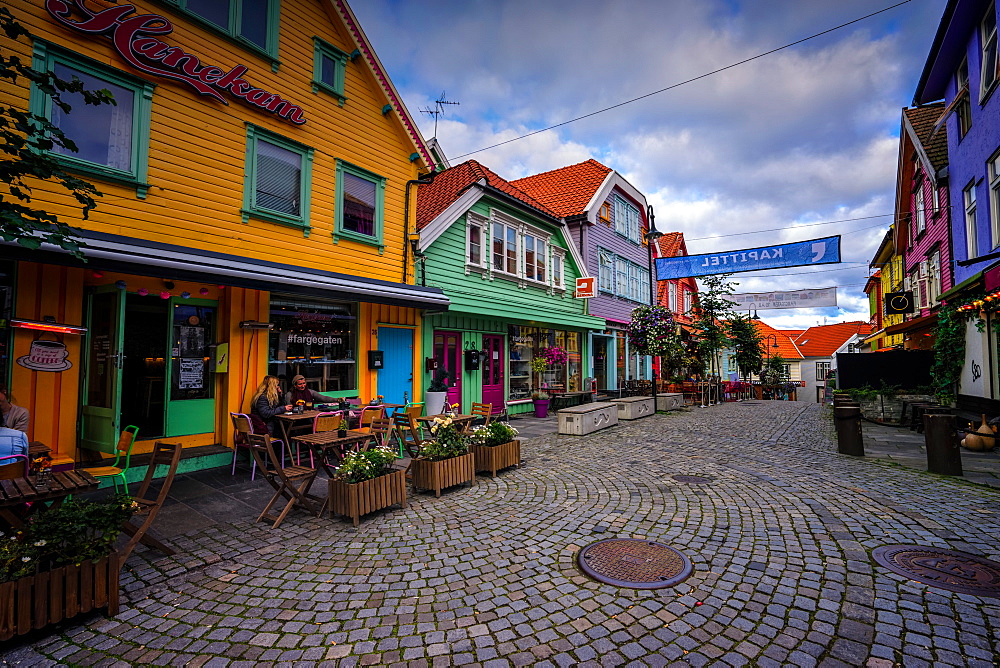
[834,403,864,456]
[924,413,963,476]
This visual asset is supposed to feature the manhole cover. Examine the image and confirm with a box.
[872,545,1000,598]
[672,475,713,484]
[577,539,693,589]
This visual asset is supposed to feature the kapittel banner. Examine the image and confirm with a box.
[654,236,841,280]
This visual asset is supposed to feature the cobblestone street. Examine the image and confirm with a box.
[4,401,1000,667]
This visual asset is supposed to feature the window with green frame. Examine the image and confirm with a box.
[334,161,385,251]
[242,125,314,233]
[160,0,280,62]
[30,41,154,197]
[312,37,349,104]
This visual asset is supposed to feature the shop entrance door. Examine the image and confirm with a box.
[376,326,413,405]
[593,336,610,390]
[81,286,125,454]
[481,334,504,412]
[164,298,217,436]
[433,330,462,411]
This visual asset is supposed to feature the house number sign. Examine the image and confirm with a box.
[46,0,307,124]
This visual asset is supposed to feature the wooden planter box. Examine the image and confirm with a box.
[471,440,521,477]
[327,468,407,526]
[410,452,475,497]
[0,552,121,641]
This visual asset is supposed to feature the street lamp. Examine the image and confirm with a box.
[645,211,664,407]
[762,334,780,399]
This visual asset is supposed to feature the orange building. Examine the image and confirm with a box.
[0,1,445,471]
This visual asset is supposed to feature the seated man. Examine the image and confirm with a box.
[0,427,29,477]
[284,374,339,406]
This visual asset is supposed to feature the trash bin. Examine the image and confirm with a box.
[834,403,864,456]
[924,413,962,476]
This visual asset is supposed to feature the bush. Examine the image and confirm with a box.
[470,421,518,447]
[419,416,469,461]
[334,445,398,484]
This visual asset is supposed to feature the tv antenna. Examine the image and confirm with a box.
[420,91,460,138]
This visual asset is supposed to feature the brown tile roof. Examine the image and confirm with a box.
[510,159,613,217]
[415,160,556,229]
[793,322,873,357]
[755,321,803,360]
[904,103,948,172]
[654,233,692,304]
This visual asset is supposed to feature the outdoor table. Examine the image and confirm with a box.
[0,470,99,529]
[273,410,324,452]
[292,429,372,476]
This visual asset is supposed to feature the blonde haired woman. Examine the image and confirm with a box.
[250,375,292,434]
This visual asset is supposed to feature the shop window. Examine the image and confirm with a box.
[163,0,280,59]
[242,125,314,231]
[507,326,583,400]
[312,38,349,103]
[30,42,153,197]
[334,161,385,249]
[268,298,357,394]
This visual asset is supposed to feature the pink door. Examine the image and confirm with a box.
[433,330,462,411]
[482,335,504,413]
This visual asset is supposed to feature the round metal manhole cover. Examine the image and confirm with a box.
[578,539,693,589]
[672,474,713,484]
[872,545,1000,598]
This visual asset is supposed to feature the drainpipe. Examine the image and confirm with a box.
[403,171,437,284]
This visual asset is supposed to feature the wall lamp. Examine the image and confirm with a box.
[239,321,274,330]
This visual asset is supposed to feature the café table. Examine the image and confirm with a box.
[292,430,373,476]
[0,470,100,529]
[273,410,325,460]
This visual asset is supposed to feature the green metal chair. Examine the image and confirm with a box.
[88,425,139,492]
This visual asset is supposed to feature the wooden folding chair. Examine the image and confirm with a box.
[246,433,319,528]
[392,414,425,458]
[468,402,493,431]
[368,417,393,448]
[230,412,286,480]
[119,441,182,562]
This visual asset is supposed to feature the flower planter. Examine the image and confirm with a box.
[0,552,121,641]
[326,468,408,526]
[533,399,550,418]
[410,452,475,497]
[471,440,521,477]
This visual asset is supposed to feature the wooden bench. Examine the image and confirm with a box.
[610,396,654,420]
[558,402,619,435]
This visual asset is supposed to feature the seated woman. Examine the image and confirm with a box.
[284,374,339,406]
[250,375,291,435]
[0,387,29,432]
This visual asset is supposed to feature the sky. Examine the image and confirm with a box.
[352,0,948,331]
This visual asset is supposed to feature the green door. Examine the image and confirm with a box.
[164,298,217,436]
[80,286,125,454]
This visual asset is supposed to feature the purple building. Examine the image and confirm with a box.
[915,0,1000,402]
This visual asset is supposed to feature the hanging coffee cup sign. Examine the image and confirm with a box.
[17,336,73,372]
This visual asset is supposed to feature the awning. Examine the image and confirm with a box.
[441,291,606,331]
[1,230,450,310]
[884,313,938,336]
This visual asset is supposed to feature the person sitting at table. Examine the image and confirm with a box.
[284,375,339,406]
[0,425,28,459]
[0,387,29,432]
[250,375,291,435]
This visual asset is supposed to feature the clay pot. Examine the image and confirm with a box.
[962,414,994,451]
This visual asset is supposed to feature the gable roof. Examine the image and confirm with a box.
[902,104,948,176]
[511,159,613,217]
[793,322,872,357]
[755,321,803,360]
[654,233,696,304]
[416,160,556,230]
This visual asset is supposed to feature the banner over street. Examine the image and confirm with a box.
[724,287,838,310]
[654,236,841,280]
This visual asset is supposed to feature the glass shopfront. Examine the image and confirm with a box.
[507,325,583,401]
[268,297,357,394]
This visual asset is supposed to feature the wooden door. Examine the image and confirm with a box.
[80,287,124,453]
[377,326,414,405]
[433,330,462,411]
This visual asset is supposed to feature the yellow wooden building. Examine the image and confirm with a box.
[865,228,905,350]
[1,0,445,470]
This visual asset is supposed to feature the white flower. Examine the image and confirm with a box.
[33,540,47,547]
[21,556,31,562]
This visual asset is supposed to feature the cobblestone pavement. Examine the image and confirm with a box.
[4,401,1000,667]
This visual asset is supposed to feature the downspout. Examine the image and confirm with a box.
[403,170,437,284]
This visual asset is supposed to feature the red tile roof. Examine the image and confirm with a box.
[755,321,803,360]
[793,322,872,357]
[510,159,612,217]
[416,160,556,230]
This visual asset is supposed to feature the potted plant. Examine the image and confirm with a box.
[425,367,451,416]
[532,390,551,418]
[469,421,520,477]
[409,416,475,497]
[0,494,138,641]
[326,445,407,526]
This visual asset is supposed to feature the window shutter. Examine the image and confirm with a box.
[256,139,301,215]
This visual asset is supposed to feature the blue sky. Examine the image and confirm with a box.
[352,0,947,329]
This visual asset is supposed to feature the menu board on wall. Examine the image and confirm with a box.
[178,358,204,389]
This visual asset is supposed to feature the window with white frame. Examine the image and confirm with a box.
[668,282,677,313]
[965,182,979,259]
[816,361,830,379]
[467,217,485,267]
[990,151,1000,249]
[914,180,926,236]
[684,290,693,314]
[982,3,998,98]
[932,186,940,214]
[928,250,942,305]
[958,60,973,137]
[492,220,518,275]
[614,196,642,243]
[480,215,564,289]
[599,250,614,292]
[552,251,563,288]
[615,256,628,296]
[599,249,650,304]
[524,233,546,282]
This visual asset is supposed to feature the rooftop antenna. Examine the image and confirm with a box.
[420,91,460,139]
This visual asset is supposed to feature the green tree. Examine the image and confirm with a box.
[0,7,116,257]
[727,313,763,380]
[689,274,737,376]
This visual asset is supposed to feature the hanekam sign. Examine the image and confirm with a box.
[654,236,841,280]
[46,0,307,124]
[575,277,596,299]
[724,287,838,310]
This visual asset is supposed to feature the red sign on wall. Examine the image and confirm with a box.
[575,277,596,299]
